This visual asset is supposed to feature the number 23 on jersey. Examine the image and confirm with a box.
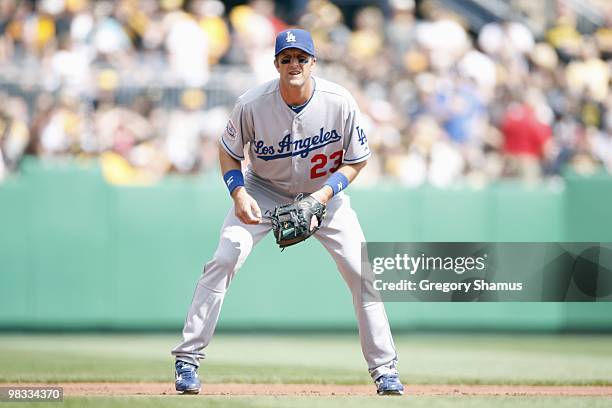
[310,150,343,179]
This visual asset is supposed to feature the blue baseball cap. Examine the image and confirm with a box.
[274,29,315,57]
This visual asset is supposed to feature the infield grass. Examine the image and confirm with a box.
[1,333,612,385]
[2,334,612,407]
[4,396,612,408]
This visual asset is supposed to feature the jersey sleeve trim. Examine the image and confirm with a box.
[343,151,371,163]
[221,137,245,160]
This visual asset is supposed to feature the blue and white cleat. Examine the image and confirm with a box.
[375,373,404,396]
[175,360,202,394]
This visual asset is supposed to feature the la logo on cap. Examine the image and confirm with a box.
[286,31,296,43]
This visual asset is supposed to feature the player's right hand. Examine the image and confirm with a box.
[232,187,262,224]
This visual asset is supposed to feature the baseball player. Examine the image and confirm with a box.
[171,28,404,396]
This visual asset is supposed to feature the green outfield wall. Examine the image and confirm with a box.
[0,158,611,331]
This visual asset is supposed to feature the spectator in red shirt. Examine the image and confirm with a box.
[501,94,552,179]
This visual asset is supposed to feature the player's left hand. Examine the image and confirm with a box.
[265,195,326,250]
[310,186,333,205]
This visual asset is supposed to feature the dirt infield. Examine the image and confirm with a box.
[6,383,612,397]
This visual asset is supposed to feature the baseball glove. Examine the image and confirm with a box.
[265,194,326,250]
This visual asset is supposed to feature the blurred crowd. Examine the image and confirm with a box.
[0,0,611,187]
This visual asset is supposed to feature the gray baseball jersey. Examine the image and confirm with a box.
[220,76,371,195]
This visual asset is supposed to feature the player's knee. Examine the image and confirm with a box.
[213,226,254,271]
[213,248,241,271]
[200,229,253,292]
[200,246,246,291]
[338,264,364,295]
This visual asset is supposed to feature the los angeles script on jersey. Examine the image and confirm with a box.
[254,127,341,161]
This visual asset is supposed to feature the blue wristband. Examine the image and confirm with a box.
[324,172,349,196]
[223,169,244,195]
